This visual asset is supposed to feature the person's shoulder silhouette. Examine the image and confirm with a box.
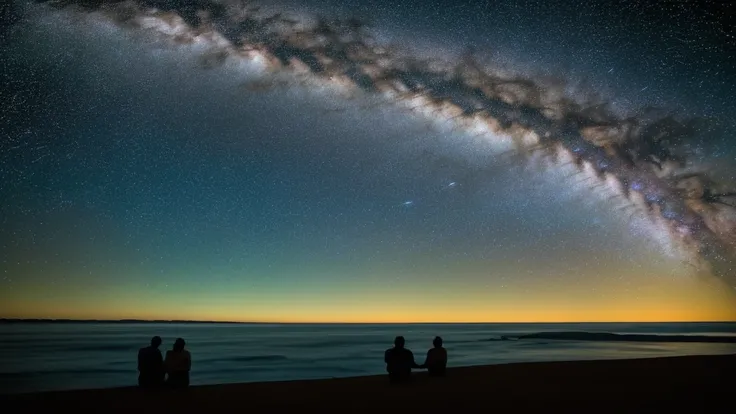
[424,336,447,376]
[137,336,164,388]
[384,336,419,383]
[165,337,191,388]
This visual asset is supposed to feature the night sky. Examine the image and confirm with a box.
[1,0,735,322]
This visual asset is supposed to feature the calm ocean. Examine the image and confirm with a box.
[1,322,735,394]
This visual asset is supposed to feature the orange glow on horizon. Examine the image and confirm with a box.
[2,272,734,323]
[3,251,735,324]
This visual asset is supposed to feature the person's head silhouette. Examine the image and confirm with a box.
[151,336,162,348]
[173,338,186,352]
[394,336,405,348]
[433,336,443,348]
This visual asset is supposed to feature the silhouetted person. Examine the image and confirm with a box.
[421,336,447,376]
[384,336,419,383]
[165,338,191,388]
[138,336,164,389]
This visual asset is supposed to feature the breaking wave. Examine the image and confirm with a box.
[513,331,736,343]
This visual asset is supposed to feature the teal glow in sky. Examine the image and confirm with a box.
[1,0,735,322]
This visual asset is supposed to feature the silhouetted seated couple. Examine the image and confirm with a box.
[137,336,191,390]
[384,336,447,383]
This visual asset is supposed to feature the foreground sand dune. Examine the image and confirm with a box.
[4,354,733,412]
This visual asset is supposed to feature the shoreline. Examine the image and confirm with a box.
[4,354,734,412]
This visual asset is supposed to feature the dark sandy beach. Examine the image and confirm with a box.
[4,354,733,413]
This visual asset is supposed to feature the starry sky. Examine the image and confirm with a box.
[1,0,735,322]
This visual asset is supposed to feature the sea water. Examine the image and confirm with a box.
[1,322,735,394]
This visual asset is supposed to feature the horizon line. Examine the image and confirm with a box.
[1,318,735,324]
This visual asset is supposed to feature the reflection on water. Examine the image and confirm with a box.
[1,322,734,394]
